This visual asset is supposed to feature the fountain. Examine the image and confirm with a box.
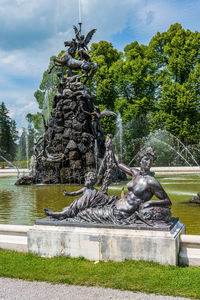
[28,137,184,264]
[142,130,200,167]
[6,20,183,265]
[113,124,200,167]
[0,155,20,177]
[15,24,119,185]
[25,128,29,170]
[115,113,123,159]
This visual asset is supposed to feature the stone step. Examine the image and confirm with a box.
[179,234,200,266]
[0,225,31,252]
[0,234,28,252]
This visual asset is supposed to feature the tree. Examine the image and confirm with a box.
[88,41,122,134]
[89,41,122,111]
[26,112,43,140]
[113,41,157,122]
[0,102,18,160]
[29,25,200,160]
[28,54,67,136]
[109,42,157,163]
[149,23,200,145]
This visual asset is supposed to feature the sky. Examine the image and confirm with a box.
[1,0,200,132]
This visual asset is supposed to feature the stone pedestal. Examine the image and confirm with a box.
[27,220,185,265]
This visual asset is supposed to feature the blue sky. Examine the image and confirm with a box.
[0,0,200,132]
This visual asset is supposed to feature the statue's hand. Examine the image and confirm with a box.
[62,189,67,195]
[141,200,153,209]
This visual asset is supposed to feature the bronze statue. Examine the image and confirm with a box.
[73,24,96,62]
[49,24,98,84]
[44,172,116,220]
[44,144,172,226]
[100,134,119,194]
[80,105,116,138]
[189,192,200,204]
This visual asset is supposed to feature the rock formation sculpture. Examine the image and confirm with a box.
[15,24,117,185]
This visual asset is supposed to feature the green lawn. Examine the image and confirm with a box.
[0,249,200,299]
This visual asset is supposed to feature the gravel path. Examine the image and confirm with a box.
[0,278,190,300]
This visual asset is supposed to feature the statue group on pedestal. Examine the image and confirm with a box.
[45,137,172,227]
[15,23,173,227]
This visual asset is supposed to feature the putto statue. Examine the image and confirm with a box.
[44,141,172,227]
[49,23,98,83]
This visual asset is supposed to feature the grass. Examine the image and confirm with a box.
[0,250,200,299]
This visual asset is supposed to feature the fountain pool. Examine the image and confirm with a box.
[0,175,200,234]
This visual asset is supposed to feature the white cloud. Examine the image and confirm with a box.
[7,101,38,129]
[132,0,200,42]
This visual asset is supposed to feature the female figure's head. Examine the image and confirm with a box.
[137,147,156,174]
[84,172,97,188]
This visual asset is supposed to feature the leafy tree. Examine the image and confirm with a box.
[0,102,18,160]
[26,112,44,140]
[110,42,157,162]
[149,23,200,145]
[28,54,67,136]
[29,25,200,163]
[86,41,122,134]
[113,41,157,123]
[89,41,122,109]
[34,56,58,120]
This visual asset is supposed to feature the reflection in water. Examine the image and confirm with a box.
[0,175,200,234]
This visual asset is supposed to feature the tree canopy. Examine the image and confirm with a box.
[0,102,18,161]
[30,23,200,164]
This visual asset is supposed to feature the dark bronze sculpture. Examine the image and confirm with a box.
[44,171,116,220]
[189,192,200,204]
[80,105,116,139]
[16,22,172,229]
[49,24,98,84]
[100,134,123,194]
[44,144,172,227]
[73,24,96,62]
[16,24,109,185]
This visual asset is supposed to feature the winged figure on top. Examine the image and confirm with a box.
[49,23,97,83]
[73,23,96,62]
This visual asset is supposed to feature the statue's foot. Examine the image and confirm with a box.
[44,208,54,216]
[44,208,66,220]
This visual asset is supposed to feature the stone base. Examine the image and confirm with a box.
[28,220,185,265]
[35,216,178,231]
[179,234,200,266]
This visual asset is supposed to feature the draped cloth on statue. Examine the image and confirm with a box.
[63,189,135,225]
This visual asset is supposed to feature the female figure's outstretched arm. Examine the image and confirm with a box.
[114,153,138,177]
[62,187,85,197]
